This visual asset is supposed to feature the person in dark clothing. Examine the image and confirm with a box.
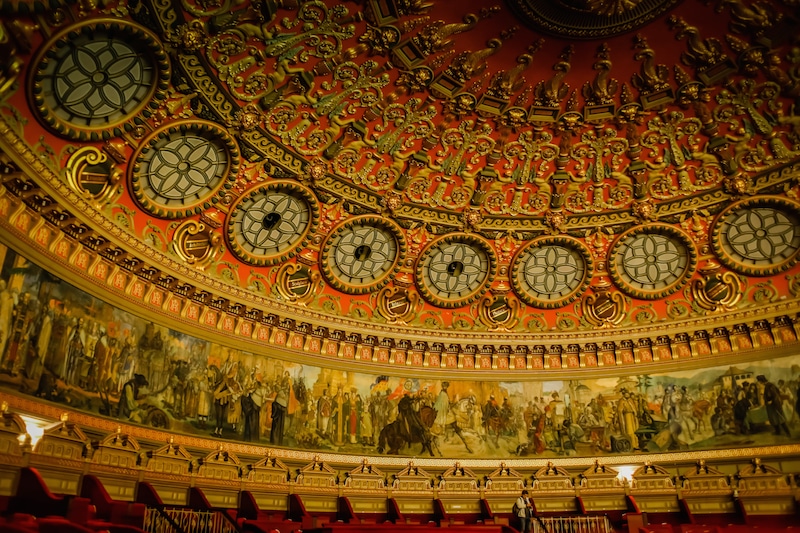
[758,375,791,437]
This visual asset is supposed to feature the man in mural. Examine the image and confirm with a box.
[241,366,262,442]
[616,388,640,450]
[398,393,426,444]
[433,382,451,438]
[212,363,238,437]
[118,373,149,421]
[5,292,33,376]
[65,317,85,386]
[758,375,791,437]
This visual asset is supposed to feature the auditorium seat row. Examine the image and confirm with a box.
[2,467,800,533]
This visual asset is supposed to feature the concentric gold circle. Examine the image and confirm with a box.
[129,120,239,219]
[29,19,169,140]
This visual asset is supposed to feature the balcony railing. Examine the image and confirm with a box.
[143,507,239,533]
[533,515,613,533]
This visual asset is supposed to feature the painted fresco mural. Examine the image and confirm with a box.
[1,243,799,459]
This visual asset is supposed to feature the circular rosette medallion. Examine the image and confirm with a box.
[609,225,696,299]
[712,198,800,276]
[129,121,239,219]
[321,216,406,294]
[511,237,593,308]
[226,182,318,266]
[416,235,497,308]
[30,20,169,140]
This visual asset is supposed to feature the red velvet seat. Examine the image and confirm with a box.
[9,468,69,518]
[80,475,145,529]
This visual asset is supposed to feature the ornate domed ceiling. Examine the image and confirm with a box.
[0,0,799,375]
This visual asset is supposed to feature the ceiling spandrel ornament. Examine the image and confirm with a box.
[712,197,800,276]
[30,20,169,140]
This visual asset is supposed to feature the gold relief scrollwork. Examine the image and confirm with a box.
[691,260,743,312]
[376,285,420,324]
[477,291,520,331]
[581,278,626,327]
[170,215,224,269]
[64,146,122,207]
[276,262,321,306]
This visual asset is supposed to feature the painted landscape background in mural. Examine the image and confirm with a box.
[1,243,799,459]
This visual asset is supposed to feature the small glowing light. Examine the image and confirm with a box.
[19,415,53,448]
[616,465,637,483]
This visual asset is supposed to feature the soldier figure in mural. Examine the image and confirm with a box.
[378,393,437,456]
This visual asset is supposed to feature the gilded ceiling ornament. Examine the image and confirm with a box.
[415,234,497,308]
[506,0,680,39]
[462,207,482,232]
[275,263,322,305]
[364,0,433,26]
[29,19,170,141]
[533,46,573,109]
[713,0,779,35]
[230,103,264,133]
[608,225,697,299]
[580,279,626,327]
[511,236,593,309]
[673,65,711,107]
[582,44,618,106]
[478,292,520,330]
[711,197,800,276]
[586,0,644,16]
[485,40,542,103]
[64,146,122,207]
[320,215,406,294]
[225,182,319,266]
[165,20,208,54]
[376,286,420,323]
[380,189,403,215]
[630,34,673,108]
[0,19,32,97]
[415,7,499,58]
[632,199,657,223]
[691,260,743,312]
[170,217,224,269]
[544,210,566,234]
[667,16,727,72]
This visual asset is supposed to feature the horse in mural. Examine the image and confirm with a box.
[378,403,438,456]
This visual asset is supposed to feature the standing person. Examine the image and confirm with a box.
[758,375,791,437]
[515,489,533,533]
[270,375,289,445]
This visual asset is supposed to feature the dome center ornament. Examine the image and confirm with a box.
[505,0,682,39]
